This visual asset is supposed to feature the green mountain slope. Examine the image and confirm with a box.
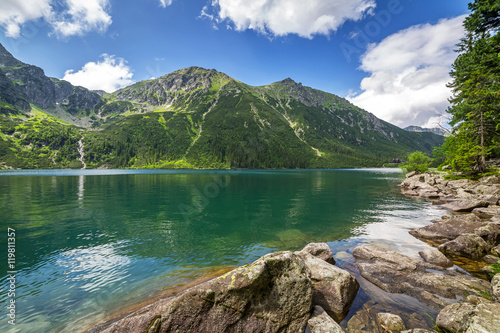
[0,44,444,169]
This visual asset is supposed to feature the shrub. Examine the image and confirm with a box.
[402,151,431,174]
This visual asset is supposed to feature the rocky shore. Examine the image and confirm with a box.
[88,172,500,333]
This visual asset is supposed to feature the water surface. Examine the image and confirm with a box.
[0,169,444,332]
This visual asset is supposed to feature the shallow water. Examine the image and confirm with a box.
[0,169,446,332]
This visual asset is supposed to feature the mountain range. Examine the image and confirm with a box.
[0,43,443,169]
[404,126,449,137]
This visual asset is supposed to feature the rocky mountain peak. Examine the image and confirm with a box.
[0,43,24,68]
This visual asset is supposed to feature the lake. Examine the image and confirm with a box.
[0,169,445,332]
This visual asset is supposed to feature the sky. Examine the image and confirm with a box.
[0,0,471,128]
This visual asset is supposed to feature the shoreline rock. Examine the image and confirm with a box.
[90,244,359,333]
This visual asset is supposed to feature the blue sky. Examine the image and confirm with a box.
[0,0,470,128]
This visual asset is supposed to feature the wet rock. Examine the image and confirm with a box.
[307,305,345,333]
[299,252,359,322]
[353,245,490,310]
[441,200,489,213]
[400,329,433,333]
[98,251,313,333]
[438,234,490,260]
[492,274,500,303]
[409,214,484,244]
[376,313,406,333]
[436,302,476,332]
[298,243,335,265]
[418,248,453,268]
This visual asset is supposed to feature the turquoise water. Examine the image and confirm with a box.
[0,169,444,332]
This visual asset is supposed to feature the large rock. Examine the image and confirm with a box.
[492,274,500,303]
[436,302,476,332]
[376,313,406,333]
[97,251,313,333]
[441,200,489,212]
[409,214,484,243]
[438,234,490,260]
[437,301,500,333]
[298,243,335,265]
[307,306,345,333]
[466,302,500,332]
[418,248,453,268]
[401,330,433,333]
[472,206,500,218]
[298,252,359,322]
[474,223,500,246]
[353,245,490,310]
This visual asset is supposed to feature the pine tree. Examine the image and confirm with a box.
[446,0,500,174]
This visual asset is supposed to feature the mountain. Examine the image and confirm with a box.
[404,125,449,137]
[0,43,444,169]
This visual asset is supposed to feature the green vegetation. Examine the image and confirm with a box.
[0,49,445,169]
[442,0,500,176]
[402,151,431,173]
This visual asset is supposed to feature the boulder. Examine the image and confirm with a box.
[438,234,490,260]
[418,248,453,268]
[436,302,476,332]
[409,214,484,243]
[492,274,500,303]
[98,251,313,333]
[483,255,500,264]
[298,243,335,265]
[376,313,407,333]
[353,245,490,310]
[474,223,500,246]
[472,206,500,219]
[491,245,500,256]
[299,252,359,322]
[466,302,500,332]
[400,330,433,333]
[307,305,345,333]
[478,175,500,185]
[441,200,489,212]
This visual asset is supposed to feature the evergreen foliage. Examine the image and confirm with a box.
[445,0,500,175]
[402,151,431,173]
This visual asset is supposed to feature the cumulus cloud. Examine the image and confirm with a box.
[348,16,466,128]
[0,0,111,38]
[0,0,52,37]
[63,54,134,92]
[50,0,112,38]
[203,0,376,38]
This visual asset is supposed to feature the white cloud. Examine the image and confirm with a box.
[159,0,173,8]
[204,0,376,38]
[0,0,53,38]
[0,0,111,39]
[50,0,112,38]
[63,54,134,92]
[348,16,466,128]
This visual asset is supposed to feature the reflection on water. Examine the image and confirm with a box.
[0,169,441,332]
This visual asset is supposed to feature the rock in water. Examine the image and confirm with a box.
[353,244,490,310]
[376,313,407,333]
[418,248,453,268]
[438,234,490,260]
[441,200,489,212]
[298,252,359,322]
[298,243,335,265]
[409,214,484,244]
[307,305,345,333]
[98,251,313,333]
